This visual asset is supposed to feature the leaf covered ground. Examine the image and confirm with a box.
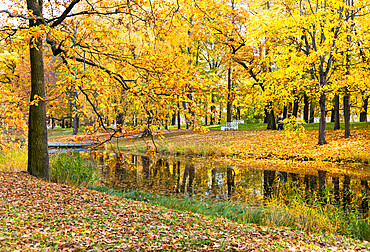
[0,172,369,251]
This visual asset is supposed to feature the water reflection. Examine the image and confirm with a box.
[92,152,370,211]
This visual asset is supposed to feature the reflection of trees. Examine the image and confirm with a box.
[227,166,235,199]
[318,170,327,203]
[361,180,369,216]
[181,163,195,195]
[263,170,275,199]
[211,168,217,197]
[95,153,370,214]
[173,161,181,193]
[343,175,351,209]
[332,177,340,205]
[142,156,150,183]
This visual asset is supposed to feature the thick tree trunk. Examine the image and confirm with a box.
[333,94,340,130]
[27,0,49,179]
[266,107,276,130]
[303,94,309,123]
[343,91,351,138]
[360,96,368,122]
[318,93,327,145]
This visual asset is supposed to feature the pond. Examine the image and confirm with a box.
[83,151,370,211]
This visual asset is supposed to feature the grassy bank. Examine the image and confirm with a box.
[0,172,368,251]
[90,186,370,241]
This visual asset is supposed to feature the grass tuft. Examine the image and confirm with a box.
[0,147,27,172]
[50,152,99,187]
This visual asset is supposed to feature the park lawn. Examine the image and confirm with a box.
[0,172,369,251]
[116,126,370,165]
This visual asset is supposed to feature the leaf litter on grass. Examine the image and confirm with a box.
[0,172,369,251]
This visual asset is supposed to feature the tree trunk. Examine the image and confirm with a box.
[333,94,340,130]
[309,100,314,123]
[292,97,299,117]
[218,103,222,124]
[267,108,276,130]
[226,67,232,123]
[283,106,287,120]
[318,93,327,145]
[177,105,181,129]
[27,0,49,179]
[72,92,78,135]
[343,91,351,138]
[210,105,216,125]
[171,112,176,126]
[303,94,309,123]
[360,96,368,122]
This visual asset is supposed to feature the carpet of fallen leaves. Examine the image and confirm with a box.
[144,130,370,164]
[0,172,369,251]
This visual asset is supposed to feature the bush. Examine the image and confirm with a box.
[50,152,98,187]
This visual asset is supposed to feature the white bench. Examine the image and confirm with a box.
[221,121,239,131]
[233,119,244,124]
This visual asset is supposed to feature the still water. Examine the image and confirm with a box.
[83,151,370,210]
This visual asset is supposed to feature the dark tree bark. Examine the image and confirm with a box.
[309,100,315,123]
[266,106,276,130]
[360,96,368,122]
[226,67,232,123]
[236,107,241,120]
[171,112,176,126]
[264,108,268,123]
[210,105,216,125]
[343,90,351,138]
[333,94,340,130]
[116,113,123,132]
[318,93,327,145]
[72,92,79,135]
[218,103,222,124]
[283,106,287,120]
[292,97,299,118]
[27,0,49,179]
[177,101,181,129]
[303,94,309,123]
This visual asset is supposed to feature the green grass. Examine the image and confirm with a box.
[50,152,99,187]
[48,127,74,138]
[89,186,370,241]
[303,122,370,131]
